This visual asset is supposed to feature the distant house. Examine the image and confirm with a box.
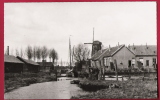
[4,55,24,73]
[128,45,157,69]
[17,56,40,73]
[37,62,54,72]
[91,45,135,71]
[54,66,69,73]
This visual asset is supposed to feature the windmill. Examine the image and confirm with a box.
[84,28,102,56]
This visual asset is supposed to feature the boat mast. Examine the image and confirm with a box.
[93,27,94,42]
[72,46,74,67]
[92,27,94,56]
[69,36,72,69]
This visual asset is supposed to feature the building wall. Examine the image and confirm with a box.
[92,46,157,73]
[5,62,24,73]
[112,47,135,69]
[27,64,40,73]
[135,56,157,68]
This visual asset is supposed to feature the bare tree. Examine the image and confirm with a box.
[26,45,33,60]
[41,46,48,60]
[73,43,90,62]
[36,46,41,62]
[15,48,19,56]
[33,46,37,61]
[49,48,58,64]
[72,43,90,77]
[20,47,24,58]
[10,48,14,56]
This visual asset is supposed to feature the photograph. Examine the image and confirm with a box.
[4,1,157,99]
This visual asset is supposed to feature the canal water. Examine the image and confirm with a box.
[4,77,89,99]
[4,76,129,99]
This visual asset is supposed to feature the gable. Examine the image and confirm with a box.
[113,46,135,58]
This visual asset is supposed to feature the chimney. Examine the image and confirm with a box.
[109,45,111,51]
[128,44,130,48]
[101,44,103,53]
[133,43,136,50]
[118,42,120,48]
[146,43,148,49]
[7,46,9,55]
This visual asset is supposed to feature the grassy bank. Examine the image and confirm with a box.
[5,72,56,93]
[72,77,157,99]
[78,79,122,91]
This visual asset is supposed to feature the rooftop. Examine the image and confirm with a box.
[17,56,39,65]
[128,45,157,56]
[91,45,125,60]
[4,55,24,63]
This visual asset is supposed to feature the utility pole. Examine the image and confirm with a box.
[7,46,9,55]
[114,59,118,81]
[61,59,63,66]
[69,36,72,69]
[72,46,74,67]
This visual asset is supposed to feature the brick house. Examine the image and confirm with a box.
[91,44,135,71]
[128,45,157,70]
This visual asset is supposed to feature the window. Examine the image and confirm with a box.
[104,58,107,66]
[153,58,156,65]
[152,58,156,68]
[139,58,143,65]
[96,60,100,67]
[104,57,111,66]
[146,60,149,66]
[132,58,135,64]
[109,57,112,62]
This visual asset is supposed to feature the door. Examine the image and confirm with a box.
[128,60,132,68]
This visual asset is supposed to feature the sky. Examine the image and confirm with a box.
[4,2,157,63]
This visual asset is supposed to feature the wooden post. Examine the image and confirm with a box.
[143,71,145,81]
[103,67,105,80]
[128,66,131,80]
[55,70,57,81]
[114,59,118,81]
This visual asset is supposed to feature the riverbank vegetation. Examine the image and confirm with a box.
[71,77,157,99]
[78,79,121,91]
[5,72,56,93]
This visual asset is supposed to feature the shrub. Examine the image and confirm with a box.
[79,71,89,78]
[45,76,56,81]
[78,79,121,91]
[79,80,107,91]
[22,78,38,86]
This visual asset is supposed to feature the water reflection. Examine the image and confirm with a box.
[105,76,128,81]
